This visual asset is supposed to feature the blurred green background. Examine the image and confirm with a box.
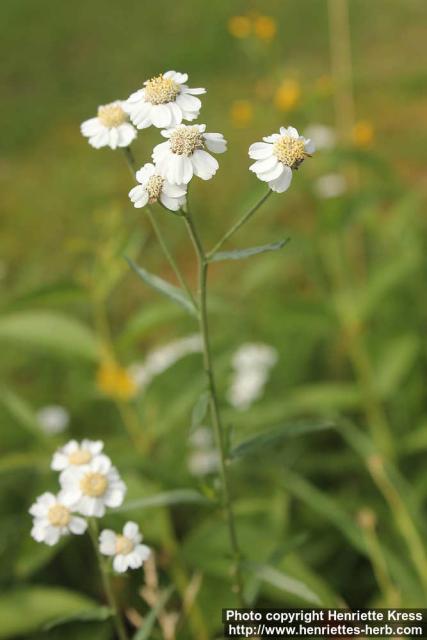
[1,0,427,638]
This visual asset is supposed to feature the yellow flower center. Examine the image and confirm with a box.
[273,135,306,169]
[48,504,71,527]
[144,75,180,105]
[97,103,127,128]
[170,125,205,156]
[115,535,134,555]
[146,175,164,203]
[80,472,108,497]
[68,449,92,465]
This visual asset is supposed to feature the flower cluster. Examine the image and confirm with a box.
[81,69,315,212]
[29,439,150,573]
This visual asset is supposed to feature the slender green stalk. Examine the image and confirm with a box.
[182,206,246,606]
[89,519,129,640]
[206,189,272,258]
[122,147,195,305]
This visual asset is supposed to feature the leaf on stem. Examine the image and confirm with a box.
[208,238,290,263]
[44,606,113,631]
[126,258,197,316]
[229,419,335,459]
[191,391,210,432]
[114,489,211,513]
[133,586,175,640]
[243,562,322,605]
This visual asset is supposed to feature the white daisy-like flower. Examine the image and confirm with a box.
[81,101,136,149]
[30,491,87,546]
[51,439,105,472]
[153,124,227,185]
[124,71,205,130]
[99,521,151,573]
[129,163,186,212]
[249,126,315,193]
[59,456,126,517]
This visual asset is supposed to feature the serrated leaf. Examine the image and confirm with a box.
[0,311,99,361]
[230,419,334,459]
[44,606,113,630]
[244,562,322,605]
[126,258,196,316]
[133,586,174,640]
[0,587,97,638]
[114,489,211,513]
[209,239,289,262]
[191,391,210,431]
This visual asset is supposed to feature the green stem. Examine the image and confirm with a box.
[89,519,129,640]
[206,189,272,258]
[122,148,196,307]
[182,206,246,606]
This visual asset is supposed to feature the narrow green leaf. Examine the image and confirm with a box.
[133,586,174,640]
[126,258,196,316]
[209,238,289,263]
[244,562,322,605]
[191,391,210,432]
[44,606,113,630]
[0,386,47,443]
[0,311,99,361]
[230,419,334,459]
[114,489,211,513]
[0,587,97,639]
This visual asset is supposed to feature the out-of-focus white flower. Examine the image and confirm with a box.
[304,124,336,150]
[124,71,205,129]
[51,439,105,472]
[81,101,136,149]
[228,343,278,411]
[187,427,219,477]
[129,334,202,391]
[99,521,151,573]
[59,456,126,517]
[153,125,227,185]
[36,405,69,435]
[249,126,315,193]
[314,173,347,199]
[30,492,87,546]
[129,163,186,211]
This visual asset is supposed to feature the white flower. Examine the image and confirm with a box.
[99,521,151,573]
[304,124,336,150]
[124,71,205,130]
[314,173,347,199]
[59,456,126,517]
[51,439,105,472]
[249,126,315,193]
[30,492,87,546]
[228,343,278,411]
[81,101,136,149]
[129,163,186,212]
[153,124,227,185]
[36,405,69,435]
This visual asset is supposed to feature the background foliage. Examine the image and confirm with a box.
[1,0,427,637]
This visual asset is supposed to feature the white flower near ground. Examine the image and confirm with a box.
[124,71,205,130]
[304,124,336,150]
[29,492,87,546]
[81,101,136,149]
[129,163,186,212]
[314,173,347,199]
[99,521,151,572]
[228,343,278,411]
[59,456,126,517]
[249,126,315,193]
[153,124,227,185]
[51,439,105,472]
[129,334,202,391]
[36,405,69,435]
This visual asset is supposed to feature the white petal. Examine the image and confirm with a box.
[269,166,293,193]
[204,134,227,154]
[287,126,299,138]
[160,193,183,211]
[44,526,61,546]
[135,544,151,563]
[69,517,87,535]
[123,521,139,540]
[176,93,201,112]
[182,87,206,95]
[248,142,274,160]
[256,162,284,182]
[191,150,219,180]
[99,530,117,555]
[151,104,173,128]
[108,128,119,150]
[171,72,188,84]
[304,138,316,154]
[127,551,143,569]
[249,155,278,174]
[89,129,109,149]
[81,118,102,137]
[135,163,156,183]
[117,123,137,147]
[263,134,280,143]
[105,488,125,508]
[162,181,187,197]
[113,554,129,573]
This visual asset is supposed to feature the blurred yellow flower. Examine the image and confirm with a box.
[274,79,301,111]
[352,120,375,147]
[228,15,251,39]
[230,100,253,127]
[254,15,277,41]
[97,361,137,401]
